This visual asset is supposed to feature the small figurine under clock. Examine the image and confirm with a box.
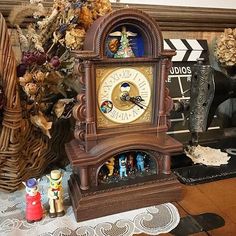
[119,154,127,178]
[47,170,65,218]
[23,178,43,223]
[136,152,145,172]
[127,153,135,174]
[106,157,115,176]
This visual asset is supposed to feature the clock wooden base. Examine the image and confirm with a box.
[68,172,183,222]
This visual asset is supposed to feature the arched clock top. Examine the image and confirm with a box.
[83,8,167,59]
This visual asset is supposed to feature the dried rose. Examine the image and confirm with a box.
[22,51,37,66]
[19,71,33,85]
[50,56,61,68]
[17,63,27,77]
[34,70,46,83]
[34,51,47,65]
[24,82,38,95]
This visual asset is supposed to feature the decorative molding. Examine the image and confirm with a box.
[112,3,236,31]
[1,1,236,31]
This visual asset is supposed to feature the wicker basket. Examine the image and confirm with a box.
[0,13,69,192]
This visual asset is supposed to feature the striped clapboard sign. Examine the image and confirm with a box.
[164,39,208,62]
[164,39,221,138]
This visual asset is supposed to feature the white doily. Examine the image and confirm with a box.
[185,145,231,166]
[0,166,180,236]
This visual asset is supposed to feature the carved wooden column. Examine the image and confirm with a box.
[79,167,89,190]
[162,154,171,174]
[84,61,96,135]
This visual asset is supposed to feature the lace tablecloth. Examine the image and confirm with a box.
[0,166,180,236]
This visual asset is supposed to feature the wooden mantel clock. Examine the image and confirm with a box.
[65,7,183,222]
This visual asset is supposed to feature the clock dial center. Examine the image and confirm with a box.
[112,81,139,111]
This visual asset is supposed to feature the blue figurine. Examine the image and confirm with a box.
[136,152,145,172]
[119,154,127,178]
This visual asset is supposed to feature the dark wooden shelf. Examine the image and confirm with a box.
[2,1,236,31]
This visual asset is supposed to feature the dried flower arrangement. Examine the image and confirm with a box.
[9,0,112,138]
[215,28,236,67]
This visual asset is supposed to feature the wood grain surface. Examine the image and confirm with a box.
[1,1,236,31]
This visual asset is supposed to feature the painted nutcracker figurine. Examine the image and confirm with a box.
[47,170,65,218]
[23,178,43,223]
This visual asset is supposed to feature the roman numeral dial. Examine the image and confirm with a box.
[96,66,153,127]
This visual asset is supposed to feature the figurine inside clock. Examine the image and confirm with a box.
[105,25,144,58]
[98,151,156,185]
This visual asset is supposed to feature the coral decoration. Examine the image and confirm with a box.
[10,0,112,137]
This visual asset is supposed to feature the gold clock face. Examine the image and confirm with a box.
[96,66,153,128]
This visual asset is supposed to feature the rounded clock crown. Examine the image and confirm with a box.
[83,8,165,59]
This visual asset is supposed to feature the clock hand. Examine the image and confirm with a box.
[120,93,146,109]
[130,96,144,104]
[121,93,144,103]
[130,100,145,109]
[129,97,147,110]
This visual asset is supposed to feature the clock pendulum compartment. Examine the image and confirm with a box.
[65,8,184,222]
